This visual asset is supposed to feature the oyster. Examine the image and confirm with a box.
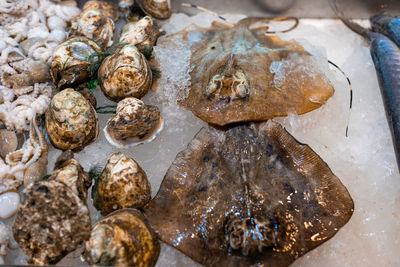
[45,88,99,152]
[82,209,159,267]
[92,152,151,215]
[70,9,115,49]
[50,37,102,89]
[83,0,119,21]
[104,97,163,148]
[136,0,172,20]
[98,45,152,101]
[144,120,354,266]
[119,16,162,52]
[48,156,91,201]
[13,180,91,265]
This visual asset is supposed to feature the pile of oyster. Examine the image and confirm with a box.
[9,0,171,265]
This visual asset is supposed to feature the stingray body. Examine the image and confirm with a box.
[145,121,354,266]
[178,18,334,126]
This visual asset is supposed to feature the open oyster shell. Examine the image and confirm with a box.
[70,9,115,49]
[104,97,163,148]
[82,209,159,267]
[92,152,151,215]
[136,0,172,20]
[119,16,162,52]
[98,45,152,101]
[50,37,102,89]
[45,88,99,152]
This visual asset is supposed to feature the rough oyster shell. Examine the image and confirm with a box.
[92,152,151,215]
[119,16,162,52]
[45,88,99,152]
[13,180,91,265]
[104,97,163,148]
[50,37,102,89]
[98,45,152,101]
[83,0,119,21]
[70,9,115,49]
[82,209,159,267]
[136,0,172,20]
[48,157,91,201]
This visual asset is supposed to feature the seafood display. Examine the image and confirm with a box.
[92,152,151,215]
[82,209,160,267]
[145,121,354,266]
[177,18,334,126]
[12,156,91,265]
[2,0,399,266]
[104,97,163,148]
[45,88,99,152]
[98,44,153,101]
[50,37,102,89]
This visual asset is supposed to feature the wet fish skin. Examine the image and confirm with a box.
[370,14,400,48]
[369,32,400,170]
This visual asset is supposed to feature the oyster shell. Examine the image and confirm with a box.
[92,152,151,215]
[13,180,91,265]
[45,88,99,152]
[104,97,163,148]
[98,45,152,101]
[70,9,115,49]
[50,37,102,89]
[82,209,159,267]
[0,129,17,159]
[136,0,172,20]
[83,0,119,21]
[48,157,91,201]
[119,16,162,52]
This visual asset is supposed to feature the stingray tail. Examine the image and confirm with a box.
[330,0,370,39]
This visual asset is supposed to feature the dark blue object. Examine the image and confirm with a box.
[370,14,400,48]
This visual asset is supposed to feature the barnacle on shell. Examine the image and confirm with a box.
[104,97,163,148]
[92,152,151,215]
[45,88,99,152]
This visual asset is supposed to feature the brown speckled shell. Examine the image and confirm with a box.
[82,0,119,21]
[50,37,102,89]
[12,180,91,265]
[136,0,172,20]
[70,9,115,49]
[45,88,99,152]
[48,158,91,201]
[104,97,162,147]
[119,16,162,52]
[98,44,152,101]
[82,209,159,267]
[92,152,151,215]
